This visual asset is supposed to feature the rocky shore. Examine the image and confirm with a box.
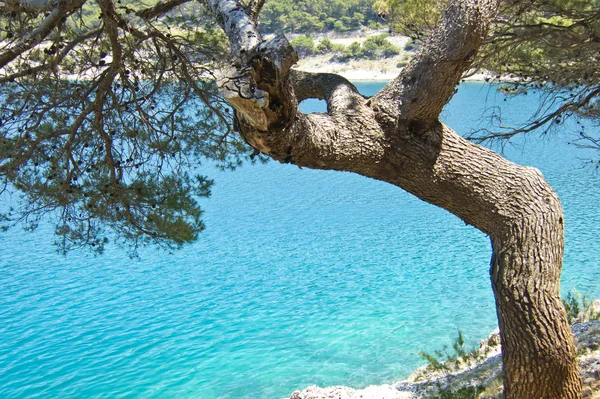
[286,319,600,399]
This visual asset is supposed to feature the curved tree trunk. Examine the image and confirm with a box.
[208,0,583,397]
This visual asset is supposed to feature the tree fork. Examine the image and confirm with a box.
[208,0,583,397]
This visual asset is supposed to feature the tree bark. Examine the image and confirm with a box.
[208,0,583,397]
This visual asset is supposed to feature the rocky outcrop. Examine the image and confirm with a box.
[287,320,600,399]
[575,321,600,399]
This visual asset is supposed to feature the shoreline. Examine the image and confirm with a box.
[293,61,498,83]
[285,318,600,399]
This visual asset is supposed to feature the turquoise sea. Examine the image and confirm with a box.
[1,82,599,399]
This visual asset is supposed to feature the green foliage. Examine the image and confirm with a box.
[315,38,346,54]
[362,33,400,58]
[451,330,468,359]
[333,20,350,32]
[418,350,450,372]
[0,78,241,253]
[419,330,484,373]
[564,291,585,323]
[382,0,445,39]
[290,35,316,57]
[259,0,383,34]
[345,42,364,58]
[339,34,400,60]
[315,38,333,54]
[0,1,250,253]
[562,290,600,324]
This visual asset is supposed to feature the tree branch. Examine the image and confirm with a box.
[207,0,260,55]
[0,27,101,83]
[289,69,363,114]
[247,0,265,21]
[208,1,390,170]
[373,0,500,124]
[136,0,191,20]
[0,0,86,68]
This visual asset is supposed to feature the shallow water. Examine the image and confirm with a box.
[0,82,599,399]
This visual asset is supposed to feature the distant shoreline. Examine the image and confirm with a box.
[293,63,498,83]
[289,29,503,83]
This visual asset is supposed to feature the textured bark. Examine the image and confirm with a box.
[209,0,583,397]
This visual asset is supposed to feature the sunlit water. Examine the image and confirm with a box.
[1,82,599,399]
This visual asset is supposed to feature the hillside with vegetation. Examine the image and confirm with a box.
[259,0,385,34]
[258,0,413,80]
[66,0,385,35]
[289,30,414,81]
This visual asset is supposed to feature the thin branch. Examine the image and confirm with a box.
[136,0,191,20]
[469,86,600,142]
[0,0,86,68]
[0,28,102,83]
[247,0,265,21]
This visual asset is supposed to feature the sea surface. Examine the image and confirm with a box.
[1,82,599,399]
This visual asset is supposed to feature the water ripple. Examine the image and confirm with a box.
[1,82,599,399]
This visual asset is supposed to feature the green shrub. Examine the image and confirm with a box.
[331,43,346,52]
[290,35,315,56]
[418,350,450,373]
[368,20,385,30]
[345,41,364,57]
[361,33,400,58]
[562,289,599,323]
[333,20,349,31]
[324,17,337,30]
[315,39,346,54]
[419,330,484,373]
[340,34,400,60]
[316,38,333,53]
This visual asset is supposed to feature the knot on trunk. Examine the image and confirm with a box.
[217,35,298,132]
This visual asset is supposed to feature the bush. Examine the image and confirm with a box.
[419,330,484,373]
[331,43,346,52]
[340,34,400,60]
[333,20,349,31]
[314,38,345,54]
[361,33,400,58]
[562,289,599,324]
[324,17,337,30]
[290,35,315,57]
[315,38,333,54]
[345,41,364,57]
